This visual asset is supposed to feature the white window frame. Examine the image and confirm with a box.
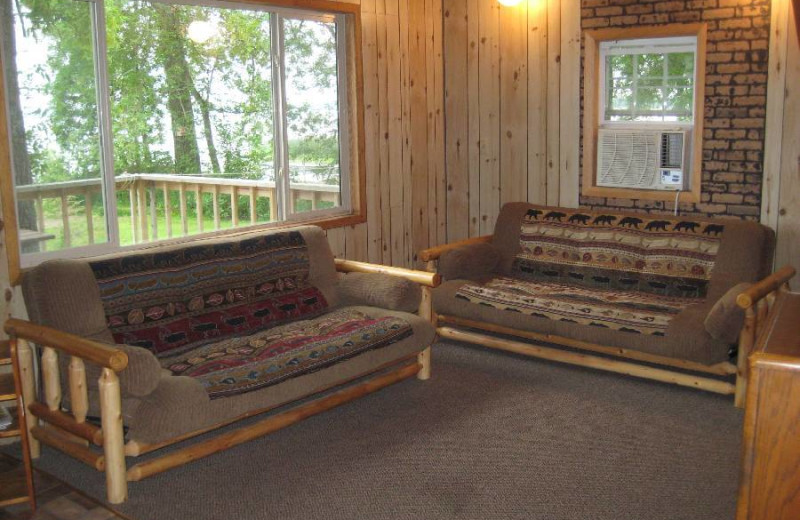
[0,0,364,275]
[599,36,697,127]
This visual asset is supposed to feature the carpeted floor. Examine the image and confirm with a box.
[31,342,743,520]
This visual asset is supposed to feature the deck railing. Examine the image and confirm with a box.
[15,173,340,249]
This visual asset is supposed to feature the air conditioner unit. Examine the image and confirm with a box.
[596,129,688,190]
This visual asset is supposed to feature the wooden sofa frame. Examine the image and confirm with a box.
[420,236,795,408]
[5,259,441,504]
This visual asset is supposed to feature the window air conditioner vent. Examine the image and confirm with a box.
[596,129,687,190]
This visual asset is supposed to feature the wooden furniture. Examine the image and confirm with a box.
[0,339,36,511]
[420,202,791,406]
[738,289,800,520]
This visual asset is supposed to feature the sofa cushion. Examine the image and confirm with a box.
[164,308,414,399]
[127,306,434,444]
[434,279,727,365]
[439,242,501,281]
[704,282,751,344]
[511,208,723,299]
[89,229,329,357]
[456,277,696,336]
[336,272,421,312]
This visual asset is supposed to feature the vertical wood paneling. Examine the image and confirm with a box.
[375,5,392,265]
[499,2,528,206]
[559,0,581,209]
[443,0,469,242]
[361,2,381,263]
[398,0,413,266]
[427,0,447,247]
[478,0,501,235]
[528,2,548,205]
[467,0,481,237]
[408,0,430,262]
[775,2,800,281]
[546,0,562,206]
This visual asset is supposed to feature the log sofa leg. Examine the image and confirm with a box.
[17,338,40,458]
[417,347,431,380]
[99,368,128,504]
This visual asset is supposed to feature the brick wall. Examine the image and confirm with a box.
[579,0,771,220]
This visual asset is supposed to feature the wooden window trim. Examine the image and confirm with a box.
[582,23,707,204]
[0,0,366,286]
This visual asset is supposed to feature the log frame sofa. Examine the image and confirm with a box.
[6,225,440,504]
[420,202,794,407]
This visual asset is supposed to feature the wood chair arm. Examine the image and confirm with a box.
[334,258,441,288]
[418,235,493,263]
[4,318,129,371]
[736,265,796,309]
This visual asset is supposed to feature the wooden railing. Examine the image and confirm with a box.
[15,173,341,248]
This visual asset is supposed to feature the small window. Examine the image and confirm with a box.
[0,0,364,273]
[600,36,697,124]
[582,25,706,203]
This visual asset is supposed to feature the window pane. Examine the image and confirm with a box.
[1,0,108,254]
[668,52,694,77]
[636,54,665,78]
[283,17,342,215]
[108,1,275,244]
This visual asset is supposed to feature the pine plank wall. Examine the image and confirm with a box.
[327,0,581,269]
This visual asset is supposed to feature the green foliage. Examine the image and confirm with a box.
[605,51,694,122]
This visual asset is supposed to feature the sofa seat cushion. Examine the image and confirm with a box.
[125,306,434,444]
[164,308,414,399]
[456,277,696,336]
[434,280,728,365]
[90,230,329,357]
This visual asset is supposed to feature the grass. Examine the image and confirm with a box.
[38,199,334,252]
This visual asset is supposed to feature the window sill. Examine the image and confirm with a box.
[582,185,701,203]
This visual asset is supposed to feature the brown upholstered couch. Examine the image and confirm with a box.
[8,225,438,503]
[421,203,787,404]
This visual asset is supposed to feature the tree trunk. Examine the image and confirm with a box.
[1,0,38,239]
[155,5,201,175]
[192,87,220,174]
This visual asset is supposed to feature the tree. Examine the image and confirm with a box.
[1,0,37,236]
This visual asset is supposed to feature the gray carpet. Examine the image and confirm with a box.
[32,342,743,520]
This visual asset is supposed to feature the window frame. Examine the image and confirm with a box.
[0,0,366,284]
[582,23,707,204]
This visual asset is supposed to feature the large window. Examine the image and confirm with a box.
[0,0,362,271]
[582,25,706,203]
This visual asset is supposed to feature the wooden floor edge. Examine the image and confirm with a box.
[437,326,736,395]
[126,360,422,482]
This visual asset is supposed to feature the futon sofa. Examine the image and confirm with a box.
[420,202,789,404]
[8,225,438,503]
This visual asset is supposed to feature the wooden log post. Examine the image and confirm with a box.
[69,356,89,446]
[163,183,173,238]
[212,185,221,230]
[179,183,188,236]
[42,347,61,411]
[736,307,758,408]
[417,347,431,380]
[99,368,127,504]
[16,339,40,458]
[195,185,204,233]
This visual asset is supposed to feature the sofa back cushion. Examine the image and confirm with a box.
[490,203,772,300]
[89,226,333,357]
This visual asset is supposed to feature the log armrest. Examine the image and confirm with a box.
[4,318,162,398]
[334,258,441,287]
[736,265,796,309]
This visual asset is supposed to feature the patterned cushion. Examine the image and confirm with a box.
[456,277,697,336]
[514,209,724,298]
[90,231,328,357]
[164,308,413,399]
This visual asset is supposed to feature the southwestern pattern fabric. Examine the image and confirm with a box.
[456,277,696,336]
[90,231,328,357]
[513,209,724,298]
[165,309,413,399]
